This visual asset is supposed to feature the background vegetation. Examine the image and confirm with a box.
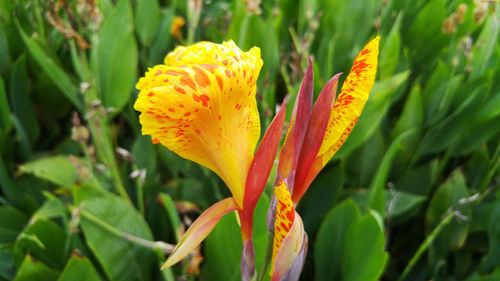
[1,0,500,280]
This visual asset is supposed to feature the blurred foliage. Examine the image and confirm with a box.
[0,0,500,280]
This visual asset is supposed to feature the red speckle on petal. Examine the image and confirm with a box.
[216,75,223,91]
[199,95,210,107]
[168,108,175,112]
[155,70,162,76]
[218,115,222,120]
[195,129,201,135]
[148,92,154,97]
[152,138,160,144]
[184,112,191,117]
[174,86,186,94]
[193,66,210,87]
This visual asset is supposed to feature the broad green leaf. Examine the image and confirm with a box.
[379,13,402,79]
[15,22,83,111]
[298,163,343,238]
[335,71,410,158]
[74,184,156,281]
[134,0,160,46]
[91,0,138,111]
[19,155,79,189]
[405,0,448,66]
[57,255,100,281]
[14,255,60,281]
[13,218,68,270]
[426,170,470,260]
[200,211,242,281]
[386,190,426,219]
[0,245,15,280]
[315,199,388,281]
[0,206,28,244]
[149,8,174,64]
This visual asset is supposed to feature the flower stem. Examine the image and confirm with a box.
[397,211,455,281]
[79,208,174,254]
[256,232,274,281]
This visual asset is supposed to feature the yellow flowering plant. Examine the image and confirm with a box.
[134,37,379,281]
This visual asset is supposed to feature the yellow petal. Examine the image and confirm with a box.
[134,41,263,208]
[317,36,380,164]
[270,180,295,276]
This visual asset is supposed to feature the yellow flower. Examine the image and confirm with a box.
[135,41,287,277]
[135,40,262,209]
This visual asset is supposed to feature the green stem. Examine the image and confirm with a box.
[77,48,131,203]
[256,232,275,281]
[79,208,174,254]
[397,211,455,281]
[132,163,145,216]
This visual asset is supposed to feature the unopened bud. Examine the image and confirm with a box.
[442,16,456,35]
[456,4,467,23]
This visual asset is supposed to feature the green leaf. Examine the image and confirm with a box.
[134,0,160,46]
[298,163,343,238]
[470,7,500,78]
[19,155,79,189]
[14,218,68,270]
[201,194,270,281]
[315,199,388,281]
[132,135,157,183]
[0,245,15,280]
[91,0,138,111]
[0,206,28,244]
[158,193,182,242]
[335,71,410,158]
[366,130,416,216]
[426,170,470,260]
[57,255,100,281]
[14,255,60,281]
[200,211,242,281]
[149,8,174,64]
[74,184,156,281]
[480,200,500,272]
[9,55,39,146]
[0,76,10,132]
[378,13,402,79]
[405,0,448,66]
[386,190,426,219]
[15,22,83,111]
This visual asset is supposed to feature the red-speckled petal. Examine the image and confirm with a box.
[292,36,379,203]
[134,42,263,208]
[318,36,379,163]
[270,181,307,280]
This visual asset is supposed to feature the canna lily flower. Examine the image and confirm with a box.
[268,36,380,280]
[134,40,286,279]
